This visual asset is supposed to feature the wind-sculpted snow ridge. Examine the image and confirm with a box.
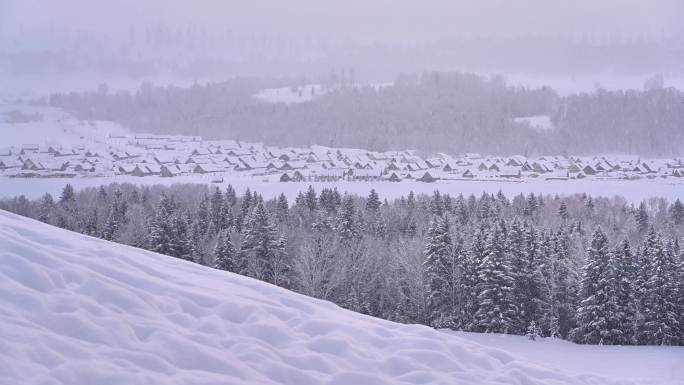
[0,210,667,385]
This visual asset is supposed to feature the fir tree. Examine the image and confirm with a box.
[640,231,680,345]
[474,221,517,333]
[239,202,283,283]
[209,187,225,231]
[102,189,127,241]
[235,188,253,232]
[558,201,569,221]
[574,227,624,345]
[83,207,99,236]
[525,193,538,216]
[275,193,289,223]
[38,193,54,223]
[225,185,237,207]
[336,195,360,240]
[635,202,649,233]
[214,229,236,272]
[429,190,444,217]
[453,194,469,225]
[366,189,381,213]
[149,194,178,257]
[424,215,454,327]
[585,196,594,212]
[304,185,318,212]
[59,184,76,205]
[669,199,684,225]
[551,228,579,338]
[97,185,107,201]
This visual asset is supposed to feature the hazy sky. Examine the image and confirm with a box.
[2,0,683,43]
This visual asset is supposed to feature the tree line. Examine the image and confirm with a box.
[2,183,682,345]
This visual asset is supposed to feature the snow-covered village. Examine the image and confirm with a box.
[1,1,683,385]
[3,133,683,183]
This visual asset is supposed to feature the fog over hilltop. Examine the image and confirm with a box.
[3,0,683,42]
[1,0,683,91]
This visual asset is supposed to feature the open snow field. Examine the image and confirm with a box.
[1,175,682,204]
[452,332,683,384]
[0,104,130,149]
[1,210,681,385]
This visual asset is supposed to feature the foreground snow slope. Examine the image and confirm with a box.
[0,211,680,385]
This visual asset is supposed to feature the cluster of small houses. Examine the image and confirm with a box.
[1,134,683,183]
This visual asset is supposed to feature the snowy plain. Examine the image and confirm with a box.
[1,175,682,204]
[1,210,682,385]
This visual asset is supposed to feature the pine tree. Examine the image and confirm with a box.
[304,185,317,212]
[474,221,517,333]
[585,196,594,212]
[458,227,486,330]
[186,219,205,264]
[272,235,291,288]
[235,188,253,232]
[366,189,381,213]
[573,227,624,345]
[239,202,282,283]
[102,189,127,241]
[214,229,236,272]
[319,188,340,213]
[525,193,538,216]
[508,219,529,333]
[429,190,444,217]
[59,184,76,205]
[173,210,194,262]
[454,194,469,225]
[407,191,416,211]
[613,240,637,344]
[225,185,237,207]
[209,187,225,232]
[550,228,579,338]
[336,195,360,240]
[83,207,99,237]
[218,197,234,232]
[196,193,211,234]
[275,193,289,223]
[38,193,54,223]
[514,226,551,335]
[640,231,680,345]
[149,194,177,257]
[558,201,569,221]
[634,202,649,233]
[669,199,684,225]
[97,185,107,201]
[424,215,454,327]
[365,189,384,237]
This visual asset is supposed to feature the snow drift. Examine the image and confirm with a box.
[0,210,679,385]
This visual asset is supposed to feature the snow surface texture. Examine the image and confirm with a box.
[1,210,682,385]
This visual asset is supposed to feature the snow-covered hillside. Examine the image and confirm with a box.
[0,210,681,385]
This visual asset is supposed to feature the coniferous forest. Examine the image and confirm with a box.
[2,183,682,346]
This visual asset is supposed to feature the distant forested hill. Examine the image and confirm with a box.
[47,72,684,156]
